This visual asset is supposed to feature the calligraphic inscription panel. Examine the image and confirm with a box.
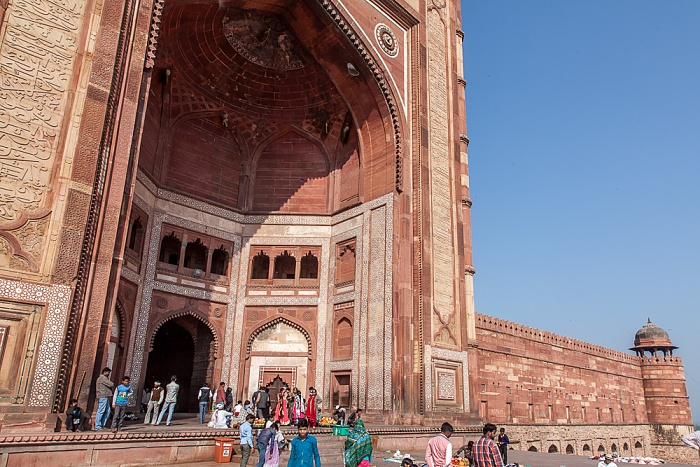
[427,8,458,345]
[0,0,86,221]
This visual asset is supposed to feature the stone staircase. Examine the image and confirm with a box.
[232,433,348,467]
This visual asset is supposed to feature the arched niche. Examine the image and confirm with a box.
[251,129,330,213]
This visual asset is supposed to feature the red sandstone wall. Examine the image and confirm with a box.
[641,358,693,425]
[252,133,328,212]
[166,117,242,208]
[475,314,649,425]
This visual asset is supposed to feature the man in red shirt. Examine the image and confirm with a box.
[472,423,504,467]
[216,381,226,405]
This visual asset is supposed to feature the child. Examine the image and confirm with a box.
[111,376,132,433]
[287,418,321,467]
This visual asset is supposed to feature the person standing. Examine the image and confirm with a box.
[472,423,503,467]
[216,381,226,405]
[256,421,279,467]
[306,388,320,427]
[257,387,270,420]
[198,382,212,424]
[425,422,453,467]
[94,367,114,430]
[144,380,164,424]
[240,413,256,467]
[288,418,321,467]
[347,408,362,428]
[141,387,150,413]
[111,376,132,433]
[497,427,510,464]
[156,375,180,426]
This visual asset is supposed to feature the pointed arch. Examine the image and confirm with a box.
[114,299,129,347]
[246,316,312,359]
[149,309,220,356]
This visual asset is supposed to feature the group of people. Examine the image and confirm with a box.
[239,417,322,467]
[239,404,367,467]
[427,423,510,467]
[92,368,181,432]
[246,386,323,427]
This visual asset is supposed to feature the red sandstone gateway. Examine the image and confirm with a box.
[0,0,692,464]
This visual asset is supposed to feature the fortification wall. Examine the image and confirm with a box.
[474,314,648,425]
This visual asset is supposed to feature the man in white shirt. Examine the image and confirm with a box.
[597,454,617,467]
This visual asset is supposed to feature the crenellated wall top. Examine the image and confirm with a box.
[476,313,655,364]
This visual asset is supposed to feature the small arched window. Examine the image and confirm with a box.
[210,246,229,276]
[634,441,642,449]
[251,251,270,279]
[597,445,605,453]
[300,251,318,279]
[274,251,296,279]
[334,317,353,359]
[565,445,574,455]
[528,446,538,452]
[159,232,181,265]
[582,444,591,453]
[128,217,144,253]
[623,443,629,451]
[611,444,617,453]
[548,445,558,453]
[184,238,207,270]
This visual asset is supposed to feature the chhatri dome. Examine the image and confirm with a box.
[630,319,678,357]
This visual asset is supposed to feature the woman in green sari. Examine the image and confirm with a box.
[344,419,372,467]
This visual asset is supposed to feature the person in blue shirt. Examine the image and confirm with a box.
[111,376,132,433]
[288,418,321,467]
[240,413,256,467]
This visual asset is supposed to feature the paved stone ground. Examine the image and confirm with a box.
[152,447,698,467]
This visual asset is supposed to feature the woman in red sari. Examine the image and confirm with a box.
[306,387,319,427]
[275,388,290,425]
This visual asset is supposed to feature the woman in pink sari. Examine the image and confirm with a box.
[275,388,290,424]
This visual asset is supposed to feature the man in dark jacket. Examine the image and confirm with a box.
[65,399,89,432]
[256,421,279,467]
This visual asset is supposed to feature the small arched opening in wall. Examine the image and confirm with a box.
[634,441,642,449]
[145,310,219,411]
[528,446,538,453]
[548,445,558,453]
[566,444,575,455]
[610,443,617,454]
[597,445,605,453]
[582,444,591,453]
[623,442,629,452]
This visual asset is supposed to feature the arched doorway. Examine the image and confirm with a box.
[146,314,216,412]
[246,320,311,412]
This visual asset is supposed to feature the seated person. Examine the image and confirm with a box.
[454,441,474,465]
[333,406,346,425]
[208,403,233,429]
[65,399,89,432]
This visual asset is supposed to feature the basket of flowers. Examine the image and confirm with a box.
[253,418,266,428]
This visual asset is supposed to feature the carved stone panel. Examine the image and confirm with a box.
[0,300,42,406]
[0,1,85,222]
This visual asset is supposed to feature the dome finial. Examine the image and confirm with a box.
[647,317,652,324]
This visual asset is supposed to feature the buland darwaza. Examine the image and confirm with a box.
[0,0,695,463]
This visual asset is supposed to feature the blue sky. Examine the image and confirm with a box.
[462,1,700,423]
